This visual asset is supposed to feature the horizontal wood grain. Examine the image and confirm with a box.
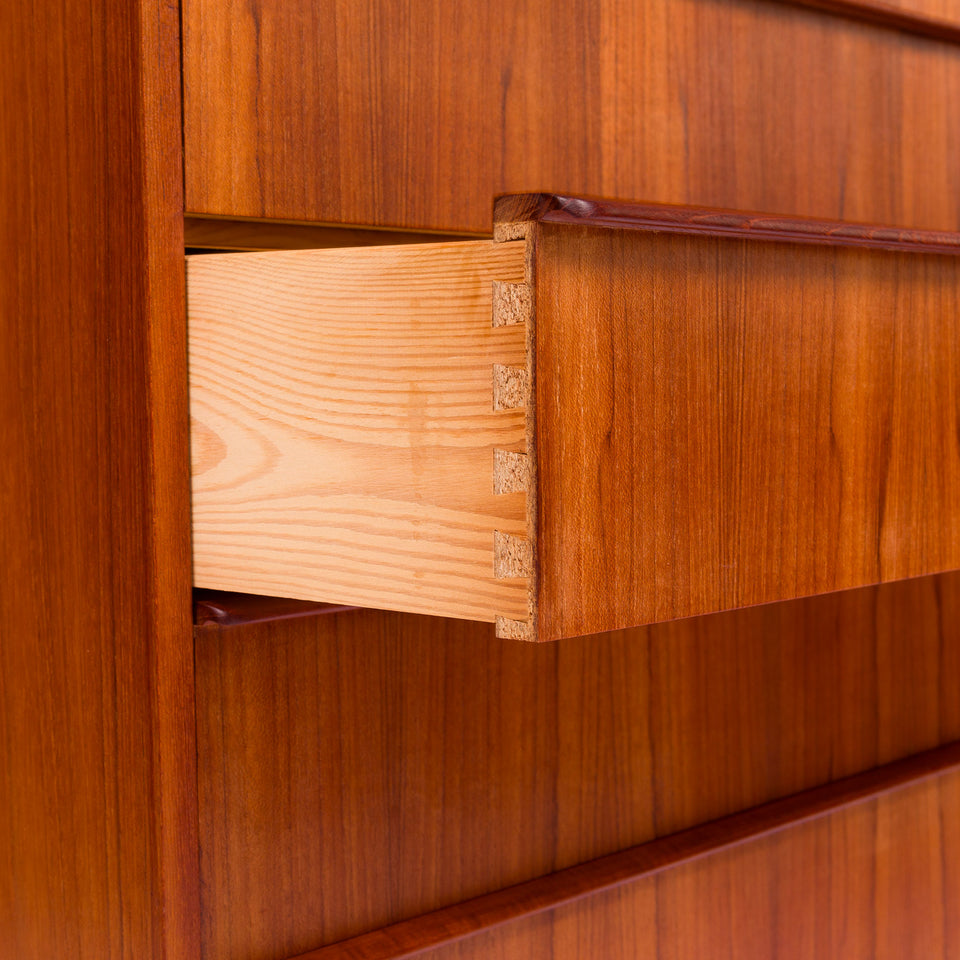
[188,240,532,626]
[288,741,960,959]
[526,202,960,639]
[297,766,960,959]
[183,0,960,234]
[195,572,960,959]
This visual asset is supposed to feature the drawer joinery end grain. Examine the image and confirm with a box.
[490,228,538,639]
[188,239,535,628]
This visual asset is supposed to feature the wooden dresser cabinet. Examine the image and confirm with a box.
[4,2,960,958]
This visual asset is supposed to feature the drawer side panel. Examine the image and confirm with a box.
[189,240,531,623]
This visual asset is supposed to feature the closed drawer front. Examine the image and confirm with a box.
[188,193,960,641]
[284,744,960,960]
[182,0,960,236]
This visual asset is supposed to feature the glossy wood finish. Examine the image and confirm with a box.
[195,572,960,959]
[183,0,960,234]
[291,741,960,959]
[498,193,960,252]
[0,1,199,958]
[788,0,960,37]
[523,199,960,638]
[301,767,960,960]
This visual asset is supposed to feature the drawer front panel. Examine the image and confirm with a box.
[535,218,960,638]
[183,0,960,234]
[286,748,960,959]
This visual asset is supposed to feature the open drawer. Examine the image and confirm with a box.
[188,194,960,641]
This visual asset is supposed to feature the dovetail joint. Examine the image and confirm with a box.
[495,615,534,641]
[493,221,534,243]
[492,363,529,411]
[494,531,532,580]
[492,281,531,327]
[493,449,529,495]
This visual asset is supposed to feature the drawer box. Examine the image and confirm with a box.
[188,194,960,641]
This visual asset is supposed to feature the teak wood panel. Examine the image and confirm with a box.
[291,743,960,959]
[195,571,960,960]
[300,767,960,960]
[0,0,199,958]
[531,212,960,639]
[183,0,960,234]
[188,240,529,624]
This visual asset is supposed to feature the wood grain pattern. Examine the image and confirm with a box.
[289,741,960,959]
[0,0,199,958]
[195,571,960,959]
[183,0,960,234]
[188,241,531,624]
[533,219,960,639]
[299,767,960,960]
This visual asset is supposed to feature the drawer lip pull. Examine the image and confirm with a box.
[497,191,960,254]
[286,740,960,960]
[193,589,357,628]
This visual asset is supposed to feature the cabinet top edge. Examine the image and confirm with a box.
[494,193,960,256]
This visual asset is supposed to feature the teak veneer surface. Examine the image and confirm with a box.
[0,0,199,958]
[183,0,960,233]
[291,744,960,959]
[526,200,960,638]
[195,571,960,959]
[298,767,960,960]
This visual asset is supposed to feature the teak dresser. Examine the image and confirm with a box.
[4,1,960,958]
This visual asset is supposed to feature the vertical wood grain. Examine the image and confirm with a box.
[534,224,960,639]
[183,0,960,233]
[285,744,960,960]
[286,768,960,959]
[195,572,960,959]
[0,1,199,958]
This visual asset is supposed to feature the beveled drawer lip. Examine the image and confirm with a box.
[496,191,960,254]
